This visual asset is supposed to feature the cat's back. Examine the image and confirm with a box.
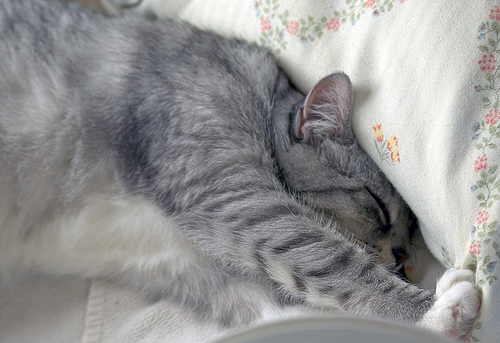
[0,0,283,220]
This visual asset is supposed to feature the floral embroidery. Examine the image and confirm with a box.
[490,5,500,22]
[260,17,272,31]
[469,7,500,341]
[486,108,500,125]
[479,54,497,72]
[474,13,500,109]
[326,18,341,32]
[335,0,405,25]
[254,0,408,52]
[469,108,500,288]
[373,123,383,142]
[286,20,299,35]
[470,241,482,255]
[474,154,488,172]
[372,123,400,165]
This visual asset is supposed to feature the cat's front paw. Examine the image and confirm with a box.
[419,269,480,339]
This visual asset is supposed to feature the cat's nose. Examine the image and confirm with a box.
[392,247,409,266]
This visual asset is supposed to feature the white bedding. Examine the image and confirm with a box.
[2,1,498,342]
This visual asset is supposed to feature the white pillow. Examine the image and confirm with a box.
[137,1,498,341]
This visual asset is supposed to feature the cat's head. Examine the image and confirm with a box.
[272,73,412,270]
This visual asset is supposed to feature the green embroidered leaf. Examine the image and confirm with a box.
[321,16,327,23]
[486,72,495,83]
[479,45,490,52]
[477,194,486,200]
[472,336,480,342]
[388,2,393,11]
[489,221,498,229]
[489,38,497,47]
[475,321,483,330]
[476,143,484,150]
[478,279,486,285]
[488,201,494,208]
[484,238,491,244]
[490,165,499,174]
[493,21,500,33]
[334,11,340,17]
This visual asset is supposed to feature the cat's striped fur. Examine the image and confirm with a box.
[0,0,479,339]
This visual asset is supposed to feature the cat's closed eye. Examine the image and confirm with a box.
[365,187,391,231]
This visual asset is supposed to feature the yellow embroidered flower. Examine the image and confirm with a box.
[372,123,383,142]
[390,149,401,163]
[387,134,399,151]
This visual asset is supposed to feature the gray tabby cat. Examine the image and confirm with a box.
[0,0,479,339]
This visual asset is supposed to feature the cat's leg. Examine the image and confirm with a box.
[419,269,480,339]
[171,188,480,336]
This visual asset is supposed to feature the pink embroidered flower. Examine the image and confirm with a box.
[490,6,500,21]
[474,154,488,172]
[326,18,340,32]
[261,17,271,31]
[469,241,481,255]
[398,0,407,3]
[286,21,299,36]
[486,109,500,125]
[477,210,490,225]
[366,0,375,9]
[479,54,496,72]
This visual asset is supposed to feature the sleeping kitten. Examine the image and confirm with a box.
[0,0,479,339]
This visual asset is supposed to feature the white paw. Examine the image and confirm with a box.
[419,269,480,339]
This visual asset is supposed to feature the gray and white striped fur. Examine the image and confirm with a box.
[0,0,479,339]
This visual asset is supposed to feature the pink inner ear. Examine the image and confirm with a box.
[300,73,353,144]
[299,107,307,137]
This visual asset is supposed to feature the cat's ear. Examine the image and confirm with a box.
[295,73,354,145]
